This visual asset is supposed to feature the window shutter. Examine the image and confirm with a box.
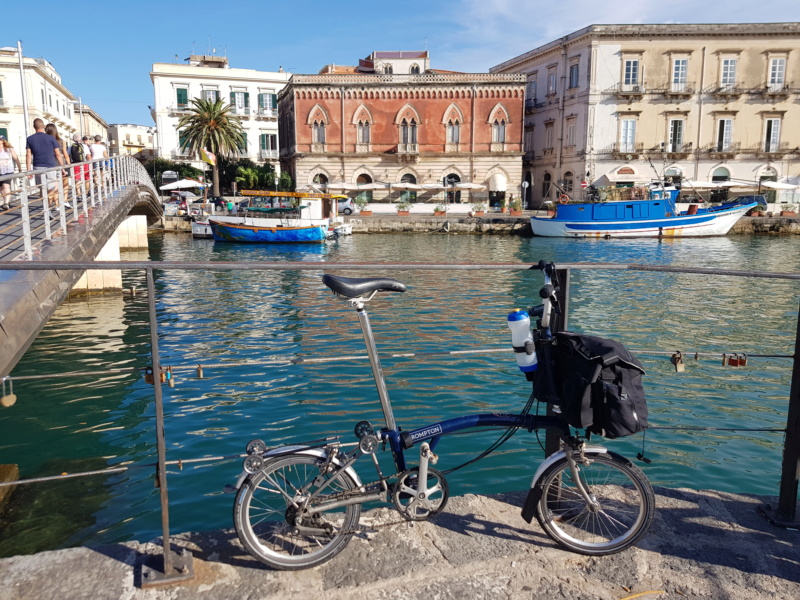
[245,93,250,108]
[260,134,267,149]
[177,88,188,106]
[271,94,278,109]
[257,94,264,109]
[0,127,7,141]
[230,92,235,104]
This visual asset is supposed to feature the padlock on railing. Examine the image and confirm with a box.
[144,366,154,384]
[1,377,17,407]
[196,364,204,379]
[670,351,685,373]
[728,353,740,367]
[167,366,175,388]
[722,353,729,366]
[739,353,748,367]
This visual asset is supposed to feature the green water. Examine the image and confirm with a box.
[1,232,799,556]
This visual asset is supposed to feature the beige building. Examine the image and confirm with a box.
[108,123,156,160]
[491,23,800,207]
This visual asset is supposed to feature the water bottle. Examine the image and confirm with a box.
[508,310,538,374]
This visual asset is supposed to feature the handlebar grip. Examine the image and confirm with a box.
[539,284,555,299]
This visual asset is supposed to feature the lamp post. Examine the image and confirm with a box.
[521,181,529,210]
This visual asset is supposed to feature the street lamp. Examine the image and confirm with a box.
[521,181,529,210]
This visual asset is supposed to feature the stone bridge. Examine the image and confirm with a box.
[0,156,162,376]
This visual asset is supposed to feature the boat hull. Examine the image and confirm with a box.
[209,220,328,243]
[531,201,757,238]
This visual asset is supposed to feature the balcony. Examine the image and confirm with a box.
[397,143,418,154]
[746,142,794,158]
[256,107,276,119]
[230,107,251,117]
[524,98,537,115]
[168,104,191,116]
[259,149,278,160]
[663,142,693,160]
[757,84,792,100]
[311,143,326,153]
[171,148,194,160]
[610,142,644,158]
[710,84,745,99]
[490,142,506,153]
[0,98,8,111]
[445,143,459,153]
[355,143,371,153]
[659,81,695,99]
[702,142,740,160]
[616,83,646,100]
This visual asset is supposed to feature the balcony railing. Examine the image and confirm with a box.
[311,143,326,153]
[256,108,276,118]
[746,142,794,157]
[171,148,193,159]
[168,104,191,115]
[259,149,278,160]
[397,143,418,154]
[230,107,251,117]
[610,142,644,157]
[617,82,646,96]
[490,142,506,153]
[661,81,695,97]
[664,142,693,158]
[711,83,746,97]
[355,143,371,153]
[445,143,459,153]
[702,142,741,158]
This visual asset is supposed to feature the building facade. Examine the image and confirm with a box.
[278,54,526,206]
[150,55,291,170]
[108,123,156,160]
[491,23,800,207]
[0,46,101,153]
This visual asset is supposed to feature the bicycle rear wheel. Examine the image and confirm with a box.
[233,454,361,570]
[533,451,654,555]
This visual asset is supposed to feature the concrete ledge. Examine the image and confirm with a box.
[1,488,798,599]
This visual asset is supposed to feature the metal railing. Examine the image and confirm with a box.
[0,260,799,586]
[0,155,156,261]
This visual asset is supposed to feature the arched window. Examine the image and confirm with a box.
[384,64,393,74]
[313,173,329,188]
[400,173,417,203]
[357,174,373,203]
[400,118,417,144]
[357,120,370,144]
[492,119,506,143]
[410,63,420,75]
[542,173,552,199]
[445,173,461,204]
[446,119,460,143]
[563,171,574,193]
[665,167,682,186]
[312,121,326,144]
[711,167,730,182]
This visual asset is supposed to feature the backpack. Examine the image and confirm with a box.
[550,331,648,439]
[70,142,85,163]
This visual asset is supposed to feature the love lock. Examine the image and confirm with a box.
[739,353,748,367]
[728,353,740,367]
[144,366,154,384]
[722,353,729,366]
[670,351,685,373]
[1,377,17,407]
[166,366,175,388]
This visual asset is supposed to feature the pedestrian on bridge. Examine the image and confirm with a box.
[0,136,22,210]
[25,118,65,208]
[89,135,108,186]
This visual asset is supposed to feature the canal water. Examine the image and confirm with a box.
[1,232,799,557]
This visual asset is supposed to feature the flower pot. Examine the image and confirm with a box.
[781,211,796,217]
[434,211,446,216]
[474,211,485,216]
[397,210,410,216]
[359,210,372,216]
[510,210,523,217]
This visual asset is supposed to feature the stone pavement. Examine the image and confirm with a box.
[1,488,798,600]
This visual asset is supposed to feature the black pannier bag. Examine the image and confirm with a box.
[551,331,648,438]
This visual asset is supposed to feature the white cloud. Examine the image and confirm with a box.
[436,0,800,71]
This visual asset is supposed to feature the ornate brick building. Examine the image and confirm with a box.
[278,54,526,207]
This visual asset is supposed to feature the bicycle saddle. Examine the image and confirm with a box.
[322,274,407,298]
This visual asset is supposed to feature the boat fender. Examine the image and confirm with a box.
[559,195,570,204]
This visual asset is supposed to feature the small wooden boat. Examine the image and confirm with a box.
[209,219,329,243]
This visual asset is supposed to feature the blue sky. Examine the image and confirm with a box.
[5,0,800,126]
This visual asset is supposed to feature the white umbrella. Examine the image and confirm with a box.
[159,179,208,190]
[455,182,486,190]
[358,182,389,190]
[391,182,423,190]
[760,181,799,190]
[717,181,751,188]
[681,180,723,189]
[327,182,361,191]
[421,183,448,190]
[298,184,325,193]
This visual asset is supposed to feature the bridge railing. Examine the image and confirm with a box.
[0,155,157,261]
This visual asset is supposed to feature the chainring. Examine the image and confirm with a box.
[391,467,449,521]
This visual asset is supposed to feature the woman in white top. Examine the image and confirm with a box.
[89,135,108,185]
[0,137,23,209]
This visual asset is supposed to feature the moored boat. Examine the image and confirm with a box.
[209,219,329,243]
[531,191,763,238]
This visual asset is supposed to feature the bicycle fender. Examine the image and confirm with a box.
[234,447,363,492]
[520,446,608,523]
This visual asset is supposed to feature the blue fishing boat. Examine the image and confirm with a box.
[209,219,329,243]
[531,191,763,238]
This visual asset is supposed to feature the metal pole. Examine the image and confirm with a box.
[147,268,173,575]
[774,300,800,522]
[17,42,30,140]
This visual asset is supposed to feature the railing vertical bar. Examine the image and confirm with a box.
[146,267,173,576]
[20,177,33,260]
[42,179,52,239]
[776,300,800,521]
[56,171,67,232]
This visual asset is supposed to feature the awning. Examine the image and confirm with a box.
[760,181,799,190]
[457,182,486,191]
[488,174,506,192]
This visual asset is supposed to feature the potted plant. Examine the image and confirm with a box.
[780,203,797,218]
[747,206,766,217]
[509,197,523,216]
[433,203,446,216]
[396,199,412,216]
[471,202,487,216]
[354,196,371,216]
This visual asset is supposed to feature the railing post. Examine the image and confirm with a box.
[545,267,570,456]
[763,300,800,526]
[56,171,67,232]
[42,176,52,240]
[139,267,194,587]
[20,177,33,260]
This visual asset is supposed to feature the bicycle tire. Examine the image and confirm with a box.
[233,454,361,570]
[532,451,654,555]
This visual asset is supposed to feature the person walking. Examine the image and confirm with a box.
[69,133,90,196]
[0,136,23,210]
[45,123,72,209]
[89,135,108,186]
[25,118,65,206]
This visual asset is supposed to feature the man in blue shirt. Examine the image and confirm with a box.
[25,118,64,205]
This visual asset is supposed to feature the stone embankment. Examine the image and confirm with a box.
[1,488,798,600]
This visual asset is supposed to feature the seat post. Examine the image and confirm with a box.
[354,304,397,431]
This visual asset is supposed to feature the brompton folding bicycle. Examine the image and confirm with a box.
[228,262,655,570]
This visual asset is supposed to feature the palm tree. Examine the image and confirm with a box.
[177,98,245,196]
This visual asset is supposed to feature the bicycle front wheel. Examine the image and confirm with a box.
[533,451,654,555]
[233,454,361,570]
